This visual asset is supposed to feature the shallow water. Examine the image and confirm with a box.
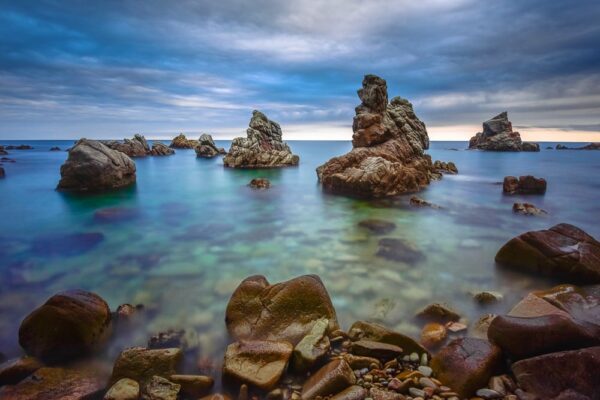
[1,140,599,364]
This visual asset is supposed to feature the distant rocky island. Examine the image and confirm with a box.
[468,112,539,152]
[102,134,174,157]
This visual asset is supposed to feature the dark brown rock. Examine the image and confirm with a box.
[195,134,225,158]
[432,160,458,174]
[225,275,339,345]
[512,202,547,216]
[512,347,600,400]
[110,347,182,385]
[350,340,402,360]
[415,303,461,323]
[468,112,531,151]
[0,356,43,386]
[301,359,356,400]
[495,223,600,282]
[169,375,213,398]
[521,142,540,152]
[150,142,175,156]
[430,338,503,398]
[409,196,441,209]
[249,178,271,189]
[330,385,368,400]
[347,321,428,356]
[502,175,546,195]
[18,290,111,363]
[101,134,150,157]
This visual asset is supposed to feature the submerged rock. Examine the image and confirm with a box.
[301,359,356,400]
[468,112,536,151]
[376,238,423,264]
[495,223,600,282]
[224,110,299,168]
[19,290,111,363]
[502,175,546,194]
[512,202,547,216]
[169,133,198,149]
[415,303,461,323]
[57,139,136,192]
[101,134,150,157]
[150,142,175,156]
[31,232,104,257]
[317,75,435,198]
[249,178,271,189]
[409,196,441,209]
[225,275,339,345]
[195,134,225,158]
[357,219,396,234]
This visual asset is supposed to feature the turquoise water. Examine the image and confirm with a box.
[1,140,599,363]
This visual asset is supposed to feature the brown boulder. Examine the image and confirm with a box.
[349,340,402,360]
[419,323,447,349]
[195,134,225,158]
[512,202,547,216]
[301,359,356,400]
[150,142,174,156]
[249,178,271,189]
[143,375,180,400]
[415,303,460,323]
[430,338,502,398]
[18,290,111,363]
[330,385,368,400]
[433,160,458,174]
[104,378,140,400]
[376,238,423,264]
[292,318,330,372]
[468,112,524,151]
[512,347,600,400]
[0,356,43,386]
[495,223,600,283]
[223,340,293,390]
[169,375,213,398]
[110,347,182,385]
[169,133,198,149]
[502,175,546,194]
[225,275,339,345]
[347,321,428,356]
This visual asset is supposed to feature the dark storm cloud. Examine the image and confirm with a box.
[0,0,598,139]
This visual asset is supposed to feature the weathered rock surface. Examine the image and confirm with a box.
[511,347,600,400]
[0,356,43,386]
[169,134,198,149]
[150,142,174,156]
[317,75,436,198]
[433,160,458,175]
[415,303,460,323]
[110,347,182,385]
[57,139,136,192]
[350,340,402,360]
[430,338,502,398]
[301,359,356,400]
[104,378,140,400]
[502,175,546,195]
[143,375,180,400]
[512,202,547,216]
[225,275,339,345]
[19,290,111,363]
[419,323,447,349]
[169,375,213,398]
[102,134,150,157]
[195,134,225,158]
[495,223,600,282]
[468,112,537,151]
[347,321,428,356]
[330,385,368,400]
[0,367,104,400]
[292,318,330,371]
[249,178,271,189]
[224,111,299,168]
[223,340,293,390]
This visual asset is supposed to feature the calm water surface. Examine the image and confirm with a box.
[1,139,599,364]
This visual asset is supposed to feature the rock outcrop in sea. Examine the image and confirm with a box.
[0,146,8,155]
[556,142,600,150]
[223,111,299,168]
[57,139,136,192]
[317,74,438,198]
[169,133,198,149]
[468,112,539,151]
[102,134,174,157]
[195,134,226,158]
[502,175,546,194]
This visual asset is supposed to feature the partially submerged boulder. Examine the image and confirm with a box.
[495,223,600,283]
[249,178,271,189]
[101,134,150,157]
[512,202,547,216]
[317,75,436,198]
[169,133,198,149]
[0,356,43,386]
[150,142,175,156]
[223,110,299,168]
[468,112,538,151]
[18,290,111,363]
[432,160,458,175]
[502,175,546,194]
[195,134,225,158]
[521,142,540,152]
[57,139,136,192]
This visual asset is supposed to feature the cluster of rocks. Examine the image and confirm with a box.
[502,175,546,195]
[102,134,174,157]
[556,143,600,150]
[196,134,226,158]
[4,144,34,150]
[511,202,546,216]
[468,113,539,152]
[317,75,442,198]
[224,111,299,168]
[432,161,458,176]
[249,178,271,189]
[169,134,199,149]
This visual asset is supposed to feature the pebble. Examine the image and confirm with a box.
[475,388,502,399]
[409,352,419,362]
[419,377,437,389]
[417,366,432,377]
[409,388,426,398]
[420,353,428,366]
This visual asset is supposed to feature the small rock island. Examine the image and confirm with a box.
[468,112,539,151]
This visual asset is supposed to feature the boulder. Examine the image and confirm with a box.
[432,160,458,174]
[317,75,435,198]
[409,196,441,209]
[430,338,503,398]
[468,112,533,151]
[376,238,423,264]
[150,142,174,156]
[169,133,198,149]
[0,367,104,400]
[18,290,111,363]
[502,175,546,194]
[349,340,402,360]
[104,378,140,400]
[143,375,180,400]
[419,323,447,349]
[249,178,271,189]
[292,318,330,372]
[301,359,356,400]
[512,202,547,216]
[225,275,339,345]
[521,142,540,152]
[495,223,600,282]
[169,375,213,398]
[57,139,136,192]
[347,321,428,356]
[7,144,33,150]
[0,356,43,386]
[415,303,460,323]
[195,134,225,158]
[101,134,150,157]
[110,347,182,385]
[512,347,600,400]
[224,110,299,168]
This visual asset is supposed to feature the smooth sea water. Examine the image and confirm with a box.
[1,140,599,366]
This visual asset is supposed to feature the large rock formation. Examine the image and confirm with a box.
[468,112,538,151]
[195,134,226,158]
[495,223,600,283]
[317,75,437,198]
[169,133,198,149]
[57,139,136,192]
[150,142,175,156]
[101,134,150,157]
[223,111,299,168]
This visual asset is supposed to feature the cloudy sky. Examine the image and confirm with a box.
[0,0,599,141]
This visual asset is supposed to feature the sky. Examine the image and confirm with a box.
[0,0,599,141]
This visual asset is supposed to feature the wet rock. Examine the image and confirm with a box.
[225,275,339,345]
[49,146,61,151]
[223,340,293,390]
[472,314,496,339]
[348,321,428,356]
[150,142,174,156]
[369,387,405,400]
[317,75,435,198]
[495,223,600,282]
[473,291,503,305]
[224,110,299,168]
[0,367,104,400]
[101,134,150,157]
[143,375,180,400]
[415,303,460,323]
[521,142,540,152]
[195,134,225,158]
[512,202,547,216]
[169,133,198,149]
[301,359,356,400]
[556,142,600,150]
[512,346,600,400]
[502,175,546,195]
[376,238,423,264]
[350,340,403,360]
[358,219,396,234]
[31,232,104,257]
[430,338,502,398]
[249,178,271,189]
[19,290,111,363]
[169,375,213,398]
[104,378,140,400]
[94,207,140,223]
[57,139,136,192]
[148,329,187,350]
[292,318,330,371]
[0,356,43,386]
[433,160,458,174]
[409,196,441,209]
[468,112,532,151]
[110,347,182,385]
[419,323,447,349]
[115,303,143,322]
[330,385,368,400]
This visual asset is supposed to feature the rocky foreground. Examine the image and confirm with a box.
[468,113,538,152]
